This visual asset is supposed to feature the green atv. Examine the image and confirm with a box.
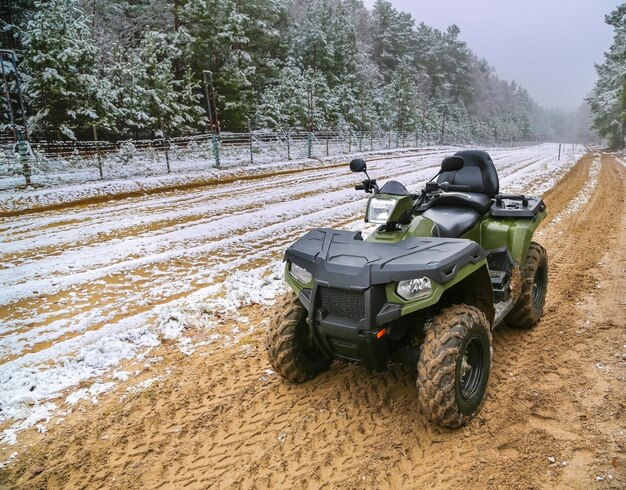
[266,150,548,427]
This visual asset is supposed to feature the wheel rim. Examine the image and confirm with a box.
[532,263,547,309]
[459,335,485,401]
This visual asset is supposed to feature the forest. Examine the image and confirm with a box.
[0,0,620,145]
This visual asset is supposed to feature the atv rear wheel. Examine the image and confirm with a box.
[266,294,331,383]
[417,305,492,428]
[506,242,548,329]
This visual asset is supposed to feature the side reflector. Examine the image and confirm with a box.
[376,328,386,339]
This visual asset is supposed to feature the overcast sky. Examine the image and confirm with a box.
[362,0,622,111]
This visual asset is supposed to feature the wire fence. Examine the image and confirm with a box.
[0,129,537,187]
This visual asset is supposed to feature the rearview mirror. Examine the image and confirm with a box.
[440,156,464,173]
[350,158,367,173]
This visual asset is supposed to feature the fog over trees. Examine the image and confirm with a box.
[1,0,606,143]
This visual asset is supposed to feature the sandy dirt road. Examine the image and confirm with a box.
[1,150,625,488]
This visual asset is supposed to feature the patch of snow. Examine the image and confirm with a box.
[65,382,116,405]
[122,377,161,398]
[156,309,188,340]
[111,370,131,381]
[176,337,195,356]
[1,402,57,445]
[0,451,18,469]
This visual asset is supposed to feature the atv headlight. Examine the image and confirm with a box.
[396,277,432,301]
[367,198,396,224]
[289,262,312,284]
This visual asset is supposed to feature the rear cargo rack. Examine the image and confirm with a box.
[490,194,545,218]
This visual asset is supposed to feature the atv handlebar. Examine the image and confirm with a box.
[440,182,471,192]
[355,179,379,194]
[425,181,471,193]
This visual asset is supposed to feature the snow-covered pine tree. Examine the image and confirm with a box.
[181,0,288,128]
[108,43,151,137]
[7,0,586,142]
[19,0,113,139]
[254,58,309,129]
[381,62,420,133]
[370,0,416,81]
[108,31,205,138]
[588,3,626,148]
[136,30,204,136]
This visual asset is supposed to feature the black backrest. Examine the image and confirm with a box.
[438,150,499,197]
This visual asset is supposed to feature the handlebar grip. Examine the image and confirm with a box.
[448,184,471,191]
[355,184,365,191]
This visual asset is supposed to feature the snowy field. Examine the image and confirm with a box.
[0,145,439,213]
[0,143,585,448]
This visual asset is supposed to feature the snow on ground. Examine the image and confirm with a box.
[0,146,435,214]
[0,143,585,446]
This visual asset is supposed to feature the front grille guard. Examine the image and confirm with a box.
[318,286,365,321]
[299,283,402,370]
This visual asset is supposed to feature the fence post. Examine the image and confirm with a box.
[164,138,171,173]
[286,128,291,160]
[212,132,220,167]
[388,130,391,149]
[348,130,352,154]
[358,130,362,151]
[307,130,313,158]
[92,124,103,179]
[557,143,561,161]
[17,130,31,185]
[370,123,373,151]
[248,120,253,165]
[326,130,329,157]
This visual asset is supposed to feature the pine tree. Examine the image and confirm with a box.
[108,43,152,137]
[19,0,113,139]
[108,32,205,138]
[588,4,626,148]
[181,0,288,128]
[254,58,308,129]
[370,0,416,80]
[380,62,420,132]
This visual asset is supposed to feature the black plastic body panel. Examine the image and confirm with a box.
[379,180,410,196]
[285,228,486,290]
[286,228,487,371]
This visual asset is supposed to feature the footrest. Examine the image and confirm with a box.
[489,270,509,302]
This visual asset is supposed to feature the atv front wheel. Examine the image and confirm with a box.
[506,241,548,329]
[417,305,492,428]
[266,294,331,383]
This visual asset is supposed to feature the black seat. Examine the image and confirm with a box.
[431,150,499,214]
[422,207,480,238]
[439,150,499,196]
[427,191,493,214]
[421,150,499,237]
